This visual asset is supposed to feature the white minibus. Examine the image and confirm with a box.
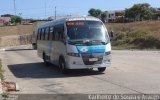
[37,16,111,73]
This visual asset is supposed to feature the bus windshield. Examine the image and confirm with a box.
[66,21,109,44]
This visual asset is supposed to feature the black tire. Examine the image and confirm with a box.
[32,43,37,50]
[43,53,50,66]
[59,58,68,74]
[98,67,106,73]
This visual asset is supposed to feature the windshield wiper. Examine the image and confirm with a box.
[100,41,108,45]
[83,40,93,46]
[68,40,93,45]
[68,40,84,45]
[91,40,108,45]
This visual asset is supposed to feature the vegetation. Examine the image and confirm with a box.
[11,16,22,25]
[101,12,107,22]
[0,60,4,80]
[107,21,160,49]
[88,8,102,17]
[88,8,107,22]
[125,3,156,21]
[88,3,160,22]
[88,3,160,50]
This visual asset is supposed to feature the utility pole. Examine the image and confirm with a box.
[55,6,56,20]
[45,2,46,18]
[19,13,22,24]
[14,0,16,15]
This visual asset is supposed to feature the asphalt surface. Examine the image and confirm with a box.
[1,46,160,94]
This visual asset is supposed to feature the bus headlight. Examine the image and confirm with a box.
[105,51,111,56]
[67,53,80,57]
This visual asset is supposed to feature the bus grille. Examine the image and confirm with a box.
[81,53,104,65]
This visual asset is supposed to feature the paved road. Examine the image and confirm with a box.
[1,46,160,94]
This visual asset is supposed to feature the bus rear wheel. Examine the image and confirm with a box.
[59,58,68,74]
[32,43,37,50]
[43,53,50,66]
[98,67,106,73]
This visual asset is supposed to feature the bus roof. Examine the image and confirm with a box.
[38,16,102,28]
[66,16,101,21]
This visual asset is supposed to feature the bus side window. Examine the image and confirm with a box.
[48,27,50,40]
[54,26,59,41]
[55,25,64,41]
[45,28,49,40]
[59,26,64,41]
[42,29,45,40]
[40,29,43,40]
[49,27,54,40]
[53,27,55,40]
[40,29,42,40]
[38,29,40,40]
[37,29,39,40]
[44,28,47,40]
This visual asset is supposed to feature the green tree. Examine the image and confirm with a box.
[101,12,107,22]
[88,8,107,22]
[125,3,155,20]
[11,16,22,24]
[88,8,102,17]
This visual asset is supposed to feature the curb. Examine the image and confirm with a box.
[3,44,32,51]
[0,49,5,51]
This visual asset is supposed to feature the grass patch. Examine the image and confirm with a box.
[0,59,4,80]
[107,21,160,50]
[111,45,137,50]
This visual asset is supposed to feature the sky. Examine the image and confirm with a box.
[0,0,160,19]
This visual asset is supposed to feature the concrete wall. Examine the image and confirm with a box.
[0,34,32,47]
[0,25,33,37]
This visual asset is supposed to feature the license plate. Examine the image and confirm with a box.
[89,58,98,62]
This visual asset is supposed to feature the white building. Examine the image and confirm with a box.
[106,10,125,22]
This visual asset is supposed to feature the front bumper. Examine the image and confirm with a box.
[66,55,111,69]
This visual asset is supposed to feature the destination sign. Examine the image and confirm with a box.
[66,21,84,26]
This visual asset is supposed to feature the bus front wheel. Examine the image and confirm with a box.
[98,67,106,73]
[59,58,68,74]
